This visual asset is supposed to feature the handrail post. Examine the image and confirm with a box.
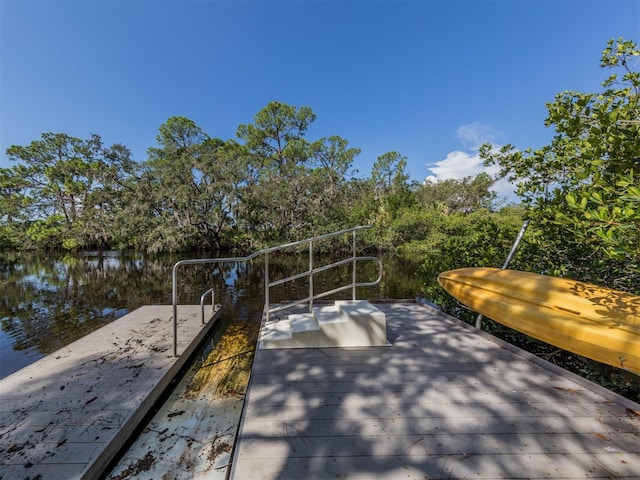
[172,262,179,358]
[309,240,314,313]
[265,252,270,323]
[352,230,357,300]
[200,287,214,325]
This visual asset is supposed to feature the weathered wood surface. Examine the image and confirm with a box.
[0,305,218,480]
[230,302,640,479]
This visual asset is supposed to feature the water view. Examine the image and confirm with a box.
[0,250,426,379]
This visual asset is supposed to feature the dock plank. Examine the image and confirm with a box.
[230,302,640,479]
[0,305,219,480]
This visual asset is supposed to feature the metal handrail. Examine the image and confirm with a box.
[264,255,383,322]
[171,225,379,356]
[200,287,215,325]
[265,256,383,318]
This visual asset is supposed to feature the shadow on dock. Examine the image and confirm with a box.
[230,303,640,479]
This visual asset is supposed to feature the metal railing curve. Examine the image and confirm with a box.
[171,225,381,357]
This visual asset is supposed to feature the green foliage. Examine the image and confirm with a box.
[380,203,525,325]
[0,104,369,253]
[236,102,317,244]
[25,215,66,248]
[416,208,525,286]
[0,167,33,248]
[458,39,640,397]
[373,171,504,253]
[236,101,367,246]
[390,207,446,248]
[415,172,499,213]
[3,133,137,250]
[0,225,19,250]
[237,101,316,172]
[371,151,409,195]
[131,117,249,252]
[481,38,640,278]
[365,152,416,246]
[372,152,414,213]
[3,111,507,257]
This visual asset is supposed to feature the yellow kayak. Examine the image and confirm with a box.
[437,267,640,374]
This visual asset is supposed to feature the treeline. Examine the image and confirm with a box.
[0,100,505,254]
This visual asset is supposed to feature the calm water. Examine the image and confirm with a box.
[0,250,426,379]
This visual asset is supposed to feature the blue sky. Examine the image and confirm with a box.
[1,0,638,199]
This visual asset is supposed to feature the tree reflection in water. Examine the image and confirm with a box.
[0,251,425,379]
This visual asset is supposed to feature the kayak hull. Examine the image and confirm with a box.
[437,268,640,375]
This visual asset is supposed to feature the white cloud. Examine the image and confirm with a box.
[426,123,518,201]
[428,150,491,179]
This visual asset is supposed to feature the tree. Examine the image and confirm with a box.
[415,173,499,214]
[369,151,414,229]
[236,101,316,173]
[0,167,33,248]
[371,151,409,197]
[135,117,249,252]
[379,172,505,253]
[4,133,136,249]
[236,102,318,243]
[77,142,138,249]
[481,38,640,282]
[306,136,362,232]
[141,116,210,251]
[309,135,360,193]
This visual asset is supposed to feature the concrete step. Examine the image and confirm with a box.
[314,305,345,325]
[290,313,320,333]
[259,301,388,349]
[259,318,292,348]
[336,300,387,345]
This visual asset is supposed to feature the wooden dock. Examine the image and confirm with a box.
[230,302,640,479]
[0,304,219,480]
